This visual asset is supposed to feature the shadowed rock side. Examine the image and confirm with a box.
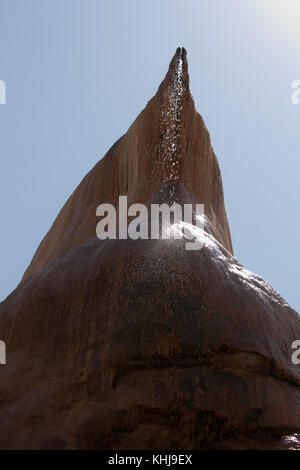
[0,48,300,450]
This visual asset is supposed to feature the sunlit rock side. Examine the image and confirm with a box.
[21,47,233,282]
[0,48,299,450]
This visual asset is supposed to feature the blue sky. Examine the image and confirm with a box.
[0,0,299,312]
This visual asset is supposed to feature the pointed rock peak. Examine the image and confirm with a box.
[21,47,233,282]
[158,46,190,101]
[169,46,188,78]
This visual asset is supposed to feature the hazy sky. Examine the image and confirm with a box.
[0,0,299,312]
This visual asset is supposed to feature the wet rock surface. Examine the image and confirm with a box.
[0,48,299,449]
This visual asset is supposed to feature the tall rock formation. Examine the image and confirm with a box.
[0,48,299,450]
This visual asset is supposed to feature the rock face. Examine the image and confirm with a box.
[0,47,300,450]
[21,47,232,282]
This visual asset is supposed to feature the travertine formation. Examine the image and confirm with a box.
[0,48,299,449]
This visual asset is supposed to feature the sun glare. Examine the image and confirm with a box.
[262,0,300,39]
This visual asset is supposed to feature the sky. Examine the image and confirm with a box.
[0,0,299,312]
